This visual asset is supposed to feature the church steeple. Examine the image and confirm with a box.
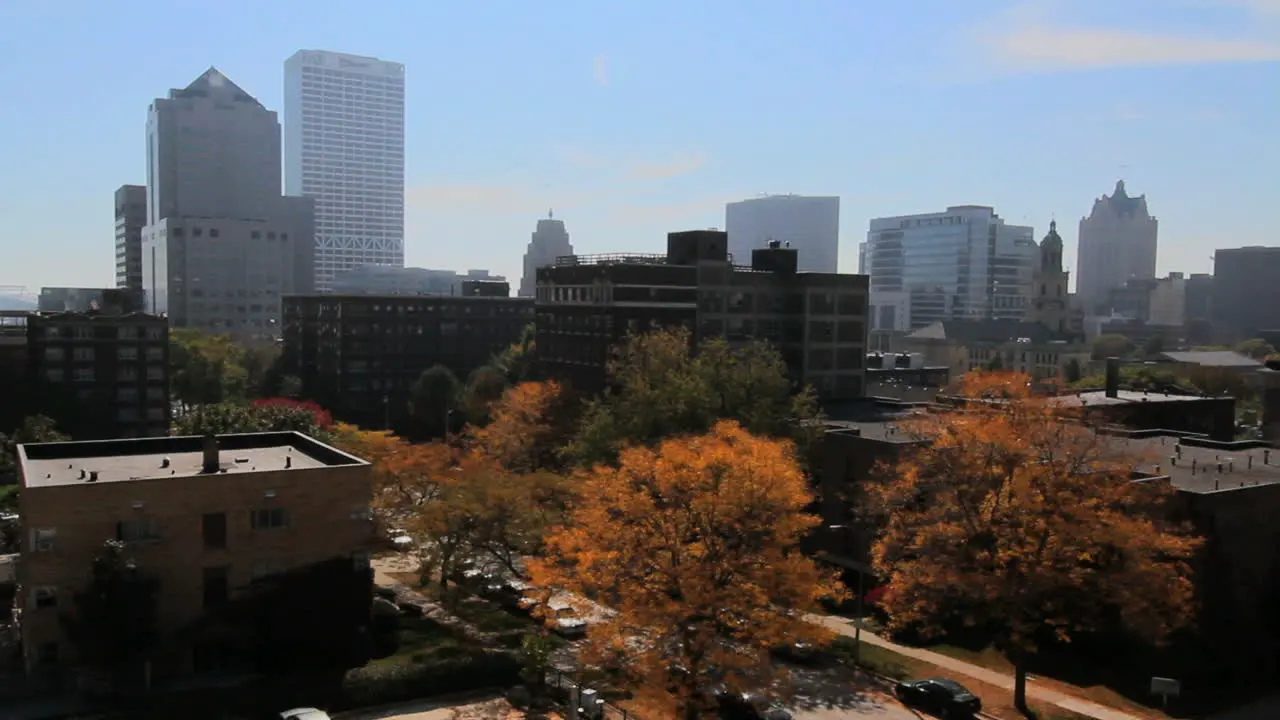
[1040,219,1063,272]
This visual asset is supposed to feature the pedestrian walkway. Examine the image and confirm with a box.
[809,614,1146,720]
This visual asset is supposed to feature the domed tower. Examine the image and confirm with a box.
[1027,220,1072,334]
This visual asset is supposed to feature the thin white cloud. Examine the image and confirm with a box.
[979,1,1280,71]
[626,152,707,181]
[592,55,610,86]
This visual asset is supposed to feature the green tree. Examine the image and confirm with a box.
[1063,357,1083,383]
[278,374,304,399]
[1234,338,1276,360]
[493,323,537,383]
[461,365,509,426]
[61,540,160,690]
[408,365,461,439]
[564,328,821,467]
[1143,334,1166,357]
[239,340,284,397]
[169,329,249,407]
[1091,333,1136,361]
[0,415,68,482]
[172,399,332,438]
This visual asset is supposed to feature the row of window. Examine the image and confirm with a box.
[44,346,163,362]
[45,366,164,383]
[41,325,163,340]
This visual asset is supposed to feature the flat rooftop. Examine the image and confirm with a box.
[1053,389,1230,407]
[1112,435,1280,495]
[19,432,365,489]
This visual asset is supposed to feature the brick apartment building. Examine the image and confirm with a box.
[535,231,869,399]
[16,432,373,676]
[0,310,170,440]
[280,281,534,428]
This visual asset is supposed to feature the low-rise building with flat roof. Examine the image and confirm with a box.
[16,432,373,677]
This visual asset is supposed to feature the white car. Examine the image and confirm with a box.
[280,709,330,720]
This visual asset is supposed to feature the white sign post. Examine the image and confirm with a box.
[1150,677,1181,710]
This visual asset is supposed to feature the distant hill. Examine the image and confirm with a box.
[0,295,36,311]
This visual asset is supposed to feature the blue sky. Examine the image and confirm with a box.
[1,0,1277,292]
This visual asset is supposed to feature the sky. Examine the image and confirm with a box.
[0,0,1277,293]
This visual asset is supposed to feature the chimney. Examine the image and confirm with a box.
[1104,357,1120,399]
[202,435,220,474]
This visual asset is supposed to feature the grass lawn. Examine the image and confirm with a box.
[371,615,469,667]
[924,643,1172,720]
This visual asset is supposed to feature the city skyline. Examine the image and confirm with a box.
[1,0,1277,292]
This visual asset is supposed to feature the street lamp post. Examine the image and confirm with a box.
[828,524,867,663]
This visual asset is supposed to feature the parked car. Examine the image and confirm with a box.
[715,690,792,720]
[894,678,982,719]
[279,709,331,720]
[770,640,823,665]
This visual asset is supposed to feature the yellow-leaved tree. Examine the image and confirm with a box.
[867,372,1202,713]
[530,421,843,720]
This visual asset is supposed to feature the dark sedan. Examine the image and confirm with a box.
[894,678,982,718]
[715,690,793,720]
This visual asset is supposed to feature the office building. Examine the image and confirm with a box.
[535,231,868,400]
[726,195,840,273]
[519,213,574,298]
[1211,247,1280,344]
[331,265,505,296]
[115,185,147,291]
[865,206,1037,330]
[280,286,533,428]
[15,432,373,675]
[141,68,315,336]
[1147,273,1188,328]
[897,318,1089,382]
[1076,180,1159,314]
[284,50,406,291]
[22,310,170,439]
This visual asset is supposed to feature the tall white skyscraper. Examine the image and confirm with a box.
[519,213,573,297]
[725,195,840,273]
[284,50,406,291]
[1075,180,1158,314]
[866,205,1037,330]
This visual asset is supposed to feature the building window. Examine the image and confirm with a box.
[146,407,165,421]
[251,559,287,581]
[116,518,159,542]
[203,512,227,549]
[117,387,138,402]
[118,366,138,382]
[118,347,138,361]
[202,566,230,608]
[37,643,58,665]
[31,527,56,551]
[45,368,64,382]
[146,386,165,401]
[209,228,220,238]
[43,347,64,362]
[145,326,163,340]
[146,366,164,381]
[72,326,92,340]
[73,347,95,362]
[250,508,289,530]
[145,346,163,361]
[32,586,57,609]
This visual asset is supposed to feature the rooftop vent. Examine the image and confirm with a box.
[87,471,99,483]
[202,435,219,474]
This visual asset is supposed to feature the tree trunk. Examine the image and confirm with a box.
[1014,661,1029,715]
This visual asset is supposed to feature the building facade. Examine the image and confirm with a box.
[1147,273,1188,327]
[38,288,143,315]
[15,432,373,675]
[535,231,869,400]
[284,50,406,291]
[866,206,1037,329]
[115,185,147,292]
[24,311,170,439]
[280,288,533,428]
[1211,247,1280,344]
[141,68,315,335]
[519,214,574,298]
[331,265,505,296]
[1076,180,1159,314]
[726,195,840,274]
[897,318,1089,382]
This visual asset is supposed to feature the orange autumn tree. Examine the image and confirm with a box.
[330,422,451,530]
[867,371,1201,714]
[466,380,571,473]
[529,421,843,720]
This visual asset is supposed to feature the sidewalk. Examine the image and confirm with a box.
[809,614,1146,720]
